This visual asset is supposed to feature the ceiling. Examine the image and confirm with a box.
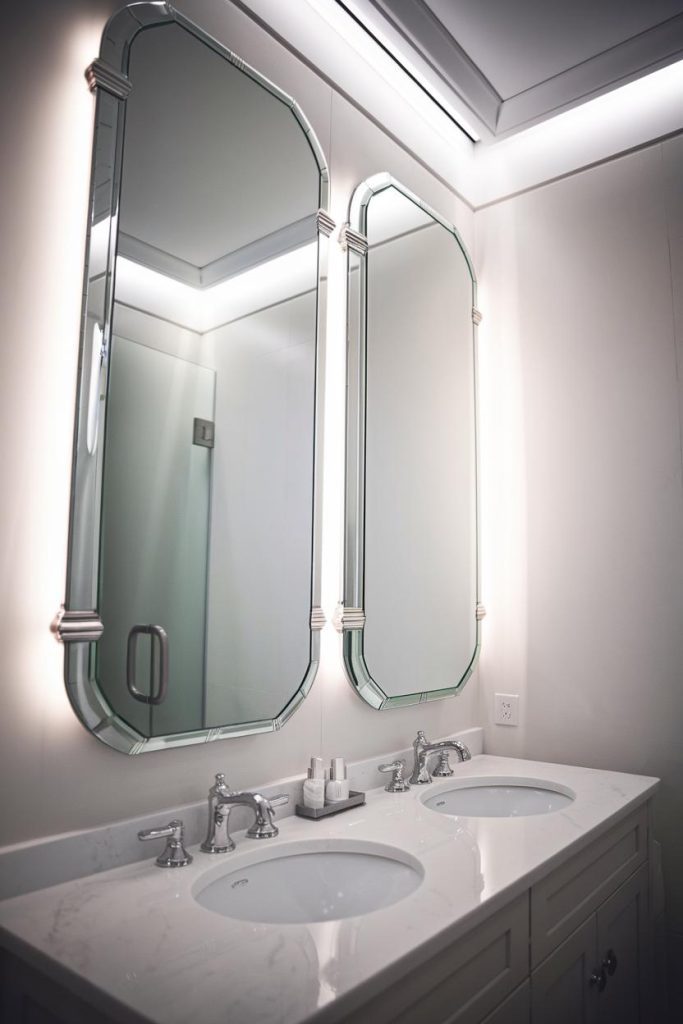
[338,0,683,139]
[119,23,320,285]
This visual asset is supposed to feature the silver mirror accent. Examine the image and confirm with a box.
[341,174,482,710]
[59,2,331,753]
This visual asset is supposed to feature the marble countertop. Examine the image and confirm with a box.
[0,755,659,1024]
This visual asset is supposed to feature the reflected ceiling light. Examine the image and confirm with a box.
[114,242,318,334]
[86,322,104,455]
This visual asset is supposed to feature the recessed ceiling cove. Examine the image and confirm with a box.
[119,24,319,285]
[341,0,683,139]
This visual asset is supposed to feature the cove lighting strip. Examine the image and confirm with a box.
[113,242,319,334]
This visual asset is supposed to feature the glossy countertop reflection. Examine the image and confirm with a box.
[0,755,658,1024]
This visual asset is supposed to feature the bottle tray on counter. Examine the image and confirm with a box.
[295,790,366,819]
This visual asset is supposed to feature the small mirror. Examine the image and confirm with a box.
[60,3,331,752]
[341,175,481,708]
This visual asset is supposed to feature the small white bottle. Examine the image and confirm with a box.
[326,757,350,803]
[302,756,326,809]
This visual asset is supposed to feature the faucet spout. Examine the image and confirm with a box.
[201,782,289,854]
[409,732,471,785]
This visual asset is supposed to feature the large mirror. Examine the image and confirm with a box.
[340,175,481,709]
[58,3,331,752]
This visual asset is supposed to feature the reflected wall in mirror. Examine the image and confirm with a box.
[59,3,332,752]
[340,175,481,709]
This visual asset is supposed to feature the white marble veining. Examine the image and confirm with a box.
[0,754,658,1024]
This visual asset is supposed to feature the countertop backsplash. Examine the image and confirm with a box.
[0,727,483,901]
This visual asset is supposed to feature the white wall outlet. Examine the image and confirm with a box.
[494,693,519,726]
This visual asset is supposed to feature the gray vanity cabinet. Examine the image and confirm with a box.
[530,916,600,1023]
[480,981,531,1023]
[529,807,651,1024]
[595,865,650,1023]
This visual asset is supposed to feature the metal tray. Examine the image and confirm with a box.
[295,790,366,819]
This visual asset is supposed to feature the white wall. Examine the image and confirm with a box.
[476,136,683,992]
[0,0,477,848]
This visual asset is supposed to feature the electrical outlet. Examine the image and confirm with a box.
[494,693,519,726]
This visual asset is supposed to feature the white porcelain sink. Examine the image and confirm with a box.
[422,777,575,818]
[194,841,424,923]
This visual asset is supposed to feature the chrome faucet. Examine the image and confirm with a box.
[201,780,289,854]
[201,772,235,853]
[409,730,471,785]
[138,819,193,867]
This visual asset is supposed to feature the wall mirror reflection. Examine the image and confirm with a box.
[340,175,481,709]
[59,2,331,752]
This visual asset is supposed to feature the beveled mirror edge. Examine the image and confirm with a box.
[340,172,482,710]
[57,1,332,753]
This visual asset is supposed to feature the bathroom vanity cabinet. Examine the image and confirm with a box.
[339,806,650,1024]
[0,756,658,1024]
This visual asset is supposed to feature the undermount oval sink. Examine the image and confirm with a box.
[422,777,575,818]
[194,841,424,923]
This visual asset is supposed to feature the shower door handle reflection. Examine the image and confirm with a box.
[126,624,169,705]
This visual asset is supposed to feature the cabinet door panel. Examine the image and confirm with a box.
[481,980,530,1024]
[597,863,649,1024]
[531,917,599,1024]
[350,894,529,1024]
[531,807,647,965]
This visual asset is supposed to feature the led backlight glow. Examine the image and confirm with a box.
[114,242,318,333]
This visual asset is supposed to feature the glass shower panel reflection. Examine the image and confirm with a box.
[204,287,316,727]
[98,336,215,736]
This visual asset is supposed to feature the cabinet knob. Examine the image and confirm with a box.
[589,966,607,992]
[602,949,618,976]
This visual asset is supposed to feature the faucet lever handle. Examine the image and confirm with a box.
[137,819,193,868]
[246,792,288,840]
[431,749,454,777]
[378,760,410,793]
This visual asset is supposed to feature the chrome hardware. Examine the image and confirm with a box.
[51,607,104,643]
[409,730,472,785]
[378,760,410,793]
[589,966,607,991]
[201,787,289,853]
[138,819,192,868]
[332,605,366,632]
[201,773,235,853]
[126,624,169,705]
[316,209,336,237]
[338,223,368,255]
[85,58,132,99]
[193,417,214,448]
[310,606,326,631]
[472,307,483,325]
[475,603,487,620]
[248,794,288,838]
[602,949,618,976]
[431,750,454,778]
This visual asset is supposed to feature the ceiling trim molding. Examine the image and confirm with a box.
[118,215,320,288]
[366,0,501,133]
[118,232,201,286]
[345,0,683,142]
[496,11,683,136]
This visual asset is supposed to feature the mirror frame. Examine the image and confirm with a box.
[55,2,333,753]
[338,173,483,710]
